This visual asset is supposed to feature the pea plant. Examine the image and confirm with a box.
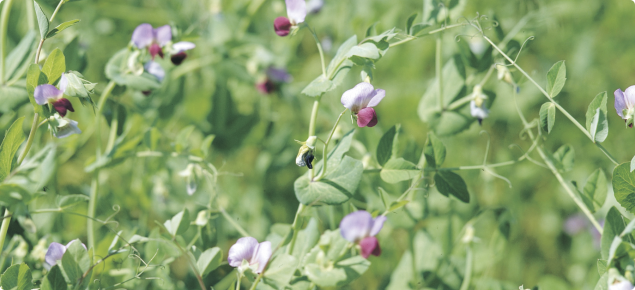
[0,0,632,289]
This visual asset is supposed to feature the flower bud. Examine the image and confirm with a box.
[295,136,317,169]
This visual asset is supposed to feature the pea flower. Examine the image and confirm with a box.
[306,0,324,14]
[170,41,196,65]
[339,210,386,259]
[256,67,292,94]
[50,114,82,138]
[44,239,86,270]
[614,86,635,128]
[295,136,316,169]
[609,268,634,290]
[274,0,306,37]
[131,23,195,64]
[34,83,74,117]
[340,82,385,128]
[227,237,272,274]
[469,85,489,125]
[144,61,165,82]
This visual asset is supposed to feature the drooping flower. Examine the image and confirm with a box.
[295,136,316,169]
[227,237,272,274]
[34,83,74,117]
[179,163,201,195]
[469,85,489,125]
[274,0,307,37]
[50,114,82,138]
[614,86,635,128]
[170,41,196,65]
[340,210,386,259]
[44,239,86,270]
[144,61,166,82]
[340,82,385,128]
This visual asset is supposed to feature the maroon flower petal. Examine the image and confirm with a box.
[52,98,75,117]
[256,79,276,94]
[359,236,381,259]
[149,43,164,59]
[357,107,377,127]
[274,17,292,37]
[171,52,188,65]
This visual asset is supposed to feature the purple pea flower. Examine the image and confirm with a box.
[340,82,386,128]
[34,76,75,117]
[614,86,635,128]
[340,210,386,259]
[144,61,165,82]
[44,239,86,270]
[227,237,272,274]
[274,0,306,37]
[131,24,195,65]
[306,0,324,14]
[170,41,196,65]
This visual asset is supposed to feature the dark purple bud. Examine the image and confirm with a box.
[149,43,164,59]
[274,17,292,37]
[171,52,188,65]
[357,107,378,128]
[142,90,152,96]
[52,98,75,117]
[303,152,314,169]
[256,79,276,94]
[359,236,381,259]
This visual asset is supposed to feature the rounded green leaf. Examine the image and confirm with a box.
[434,171,470,203]
[546,60,566,98]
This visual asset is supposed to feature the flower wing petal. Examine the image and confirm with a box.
[144,61,165,82]
[34,84,63,105]
[131,23,154,49]
[252,241,272,274]
[172,41,196,52]
[369,215,386,237]
[341,82,375,112]
[154,25,172,47]
[615,89,627,118]
[227,237,259,268]
[285,0,307,24]
[340,210,373,242]
[366,89,385,108]
[54,118,82,138]
[470,100,489,119]
[45,242,67,269]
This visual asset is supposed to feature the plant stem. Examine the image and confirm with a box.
[0,0,15,83]
[26,0,35,31]
[0,209,11,259]
[482,35,619,165]
[314,109,347,181]
[17,113,40,165]
[174,240,207,290]
[307,24,326,77]
[286,203,305,255]
[48,0,64,23]
[34,39,44,64]
[459,244,473,290]
[307,98,321,180]
[236,273,242,290]
[435,35,443,110]
[219,207,250,237]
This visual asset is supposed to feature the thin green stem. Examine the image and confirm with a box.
[387,23,467,48]
[286,203,305,255]
[478,64,496,87]
[26,0,35,31]
[445,95,473,111]
[314,108,347,181]
[306,24,326,77]
[0,209,11,261]
[237,273,242,290]
[48,0,64,23]
[34,39,44,64]
[174,240,207,290]
[87,174,98,250]
[105,105,119,153]
[0,0,15,83]
[435,35,443,110]
[219,207,250,237]
[459,244,473,290]
[307,98,321,180]
[17,113,40,165]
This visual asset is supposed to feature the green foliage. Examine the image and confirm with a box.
[40,266,66,290]
[196,247,222,277]
[0,263,33,290]
[0,117,25,182]
[601,207,626,260]
[548,144,575,173]
[46,19,80,38]
[34,1,49,39]
[380,158,419,183]
[105,49,161,91]
[423,132,446,168]
[164,209,190,236]
[539,102,556,134]
[586,92,609,142]
[612,163,635,215]
[376,124,400,166]
[42,49,66,85]
[577,169,607,213]
[26,64,47,114]
[546,60,566,98]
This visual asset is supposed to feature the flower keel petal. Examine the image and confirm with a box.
[357,107,377,127]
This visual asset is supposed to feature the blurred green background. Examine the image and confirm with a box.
[3,0,635,289]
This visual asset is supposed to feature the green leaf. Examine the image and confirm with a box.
[16,264,32,290]
[42,48,66,85]
[326,35,358,76]
[4,31,36,81]
[34,1,49,39]
[539,102,556,133]
[26,64,47,114]
[380,158,419,184]
[410,23,430,36]
[197,247,222,277]
[550,144,575,172]
[164,209,190,236]
[46,19,80,38]
[305,256,370,287]
[301,76,333,97]
[586,92,608,132]
[144,128,162,151]
[612,163,635,215]
[59,250,82,284]
[0,117,26,182]
[57,194,90,209]
[105,49,161,91]
[423,132,446,167]
[546,60,566,98]
[346,43,380,60]
[291,218,319,260]
[589,108,609,143]
[597,260,608,276]
[406,13,418,34]
[1,264,19,290]
[294,156,363,205]
[600,207,626,259]
[631,155,635,173]
[580,169,607,212]
[261,254,298,289]
[388,200,409,212]
[434,171,469,203]
[376,124,399,166]
[40,265,66,290]
[0,184,32,207]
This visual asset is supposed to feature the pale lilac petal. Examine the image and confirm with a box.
[154,25,172,47]
[369,215,386,237]
[227,237,258,268]
[625,86,635,109]
[172,41,196,53]
[366,89,385,108]
[267,67,292,83]
[58,73,68,93]
[470,100,489,119]
[357,107,377,127]
[341,82,375,112]
[34,84,63,105]
[132,23,154,49]
[615,89,627,118]
[359,236,381,259]
[285,0,306,24]
[306,0,324,14]
[45,242,66,269]
[144,61,165,81]
[340,210,373,242]
[252,241,272,274]
[609,280,634,290]
[54,118,82,138]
